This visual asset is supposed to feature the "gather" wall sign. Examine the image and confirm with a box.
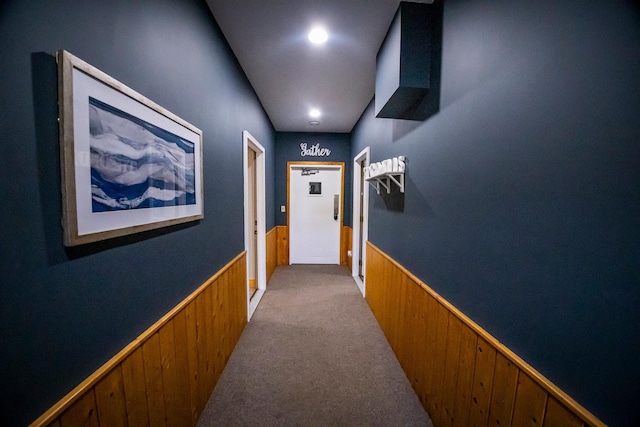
[300,142,331,157]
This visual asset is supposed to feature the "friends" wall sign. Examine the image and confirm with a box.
[364,156,405,179]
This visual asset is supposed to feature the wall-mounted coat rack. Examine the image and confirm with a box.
[365,156,405,194]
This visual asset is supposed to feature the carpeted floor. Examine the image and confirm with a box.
[197,264,432,426]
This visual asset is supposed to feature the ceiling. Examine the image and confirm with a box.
[206,0,432,133]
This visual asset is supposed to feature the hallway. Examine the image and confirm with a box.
[197,265,432,426]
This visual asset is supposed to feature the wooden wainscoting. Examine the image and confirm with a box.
[276,225,288,266]
[31,252,248,427]
[341,225,352,267]
[365,242,604,427]
[275,225,352,268]
[266,227,277,283]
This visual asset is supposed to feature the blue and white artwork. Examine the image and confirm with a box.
[88,97,196,212]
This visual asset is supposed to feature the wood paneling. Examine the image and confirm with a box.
[364,242,605,427]
[429,302,450,423]
[275,224,351,267]
[195,289,213,406]
[159,319,189,426]
[341,225,352,266]
[512,372,548,427]
[452,323,477,427]
[30,252,248,427]
[266,227,277,282]
[469,338,496,427]
[421,293,439,407]
[211,275,223,386]
[544,397,585,427]
[487,353,518,427]
[276,225,288,266]
[95,365,127,427]
[59,391,98,427]
[170,310,194,425]
[141,333,166,427]
[184,300,201,422]
[440,314,463,427]
[121,347,150,427]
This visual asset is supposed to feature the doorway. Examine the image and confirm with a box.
[352,147,370,296]
[243,131,266,320]
[288,162,344,264]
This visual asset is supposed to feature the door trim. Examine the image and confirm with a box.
[287,161,345,265]
[352,147,370,296]
[243,131,266,320]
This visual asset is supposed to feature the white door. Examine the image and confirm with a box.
[289,164,342,264]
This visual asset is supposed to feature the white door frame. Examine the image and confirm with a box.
[352,147,370,296]
[243,130,266,320]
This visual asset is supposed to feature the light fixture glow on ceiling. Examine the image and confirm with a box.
[308,27,328,44]
[309,108,321,118]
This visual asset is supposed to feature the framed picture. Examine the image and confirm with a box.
[57,50,204,246]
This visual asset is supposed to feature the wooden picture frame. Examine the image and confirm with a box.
[57,50,204,246]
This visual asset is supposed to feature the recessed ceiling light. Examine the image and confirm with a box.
[309,108,321,118]
[308,27,328,44]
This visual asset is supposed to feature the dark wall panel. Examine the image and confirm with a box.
[352,1,640,425]
[0,1,274,425]
[275,132,352,227]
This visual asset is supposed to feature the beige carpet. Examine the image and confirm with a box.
[197,264,432,426]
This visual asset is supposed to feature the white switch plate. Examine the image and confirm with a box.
[280,205,286,213]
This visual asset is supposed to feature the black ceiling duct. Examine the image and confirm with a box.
[375,1,443,121]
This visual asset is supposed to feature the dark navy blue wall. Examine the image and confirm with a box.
[275,132,352,227]
[352,1,639,425]
[0,1,274,424]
